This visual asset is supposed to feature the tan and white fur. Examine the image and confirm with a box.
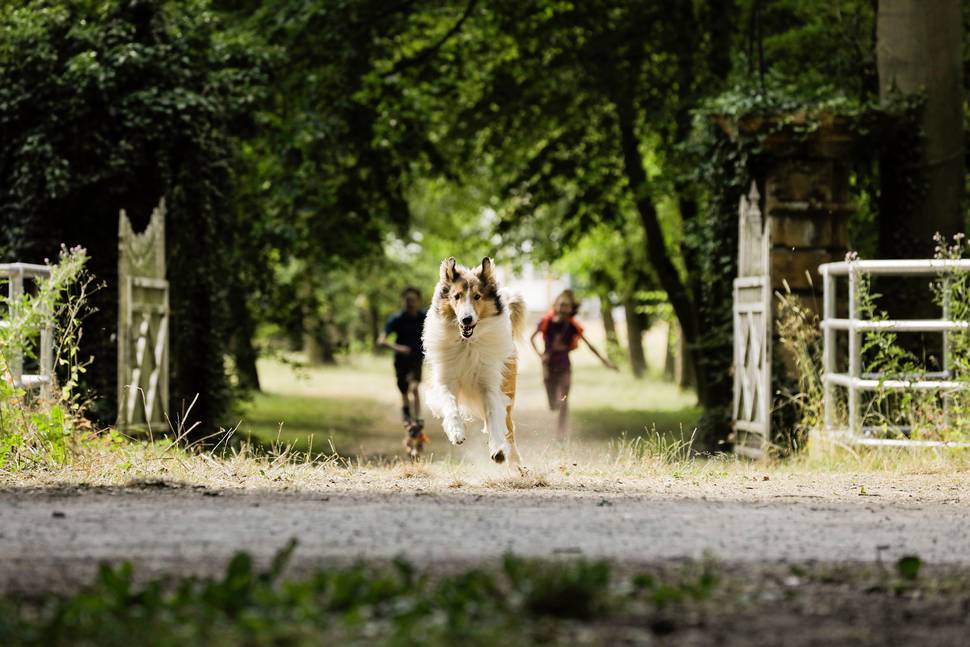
[423,257,525,464]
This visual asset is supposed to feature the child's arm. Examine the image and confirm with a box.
[377,331,411,355]
[529,329,545,360]
[580,333,619,370]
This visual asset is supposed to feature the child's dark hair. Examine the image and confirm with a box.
[401,286,421,299]
[555,289,580,316]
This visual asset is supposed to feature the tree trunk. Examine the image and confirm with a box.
[667,0,734,441]
[600,294,618,347]
[303,316,337,365]
[368,296,381,353]
[301,274,336,365]
[877,0,965,255]
[303,316,325,365]
[612,91,705,395]
[319,317,338,364]
[228,290,261,392]
[673,321,696,389]
[623,296,647,379]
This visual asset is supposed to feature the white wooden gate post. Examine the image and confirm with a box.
[732,182,772,457]
[118,200,169,431]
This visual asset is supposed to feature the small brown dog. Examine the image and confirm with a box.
[404,420,429,460]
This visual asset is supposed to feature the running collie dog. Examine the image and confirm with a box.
[423,257,525,464]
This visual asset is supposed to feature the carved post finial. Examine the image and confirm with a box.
[746,181,762,231]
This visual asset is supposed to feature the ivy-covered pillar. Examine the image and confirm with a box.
[728,113,855,456]
[763,115,854,310]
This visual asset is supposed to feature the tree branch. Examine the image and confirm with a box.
[381,0,479,78]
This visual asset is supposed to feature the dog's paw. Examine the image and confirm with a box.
[443,417,466,445]
[490,442,509,464]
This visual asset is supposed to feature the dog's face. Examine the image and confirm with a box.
[436,257,502,339]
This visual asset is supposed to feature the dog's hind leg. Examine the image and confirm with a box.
[501,359,522,466]
[504,406,522,466]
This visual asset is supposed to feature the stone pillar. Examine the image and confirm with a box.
[731,115,854,456]
[766,158,852,312]
[767,119,853,443]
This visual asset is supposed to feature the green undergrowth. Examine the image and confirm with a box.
[0,247,94,472]
[0,543,720,647]
[0,543,952,647]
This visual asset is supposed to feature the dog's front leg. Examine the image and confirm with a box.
[483,389,510,463]
[429,381,465,445]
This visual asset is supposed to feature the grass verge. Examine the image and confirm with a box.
[5,427,970,506]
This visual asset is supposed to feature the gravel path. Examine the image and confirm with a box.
[2,487,969,593]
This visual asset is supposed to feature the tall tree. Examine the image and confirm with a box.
[877,0,965,255]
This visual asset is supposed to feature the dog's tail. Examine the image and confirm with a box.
[502,289,526,340]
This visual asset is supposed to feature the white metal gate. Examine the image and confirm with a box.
[0,263,54,400]
[820,259,970,447]
[118,200,169,430]
[732,182,772,458]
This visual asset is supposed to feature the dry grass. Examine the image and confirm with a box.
[4,426,970,508]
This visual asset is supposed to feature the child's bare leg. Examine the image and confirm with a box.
[544,366,559,411]
[400,393,411,422]
[557,399,569,441]
[396,368,412,422]
[556,369,572,442]
[409,380,421,421]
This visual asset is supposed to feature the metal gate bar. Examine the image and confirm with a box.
[0,262,54,399]
[819,259,970,447]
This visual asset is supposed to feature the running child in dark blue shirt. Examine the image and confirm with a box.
[377,286,428,457]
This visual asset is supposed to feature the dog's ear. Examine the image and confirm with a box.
[479,257,495,283]
[440,257,458,283]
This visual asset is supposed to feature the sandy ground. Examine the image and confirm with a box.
[2,484,969,596]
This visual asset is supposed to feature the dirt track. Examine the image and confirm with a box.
[3,486,969,594]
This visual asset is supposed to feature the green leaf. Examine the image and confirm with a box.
[896,555,921,581]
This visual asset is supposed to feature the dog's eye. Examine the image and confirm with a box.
[474,294,481,301]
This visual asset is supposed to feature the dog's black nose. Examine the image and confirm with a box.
[461,315,473,326]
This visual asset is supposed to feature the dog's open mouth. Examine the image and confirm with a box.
[460,323,476,338]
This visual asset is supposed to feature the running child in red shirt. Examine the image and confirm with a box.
[529,289,617,441]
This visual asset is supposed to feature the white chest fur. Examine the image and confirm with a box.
[424,309,516,416]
